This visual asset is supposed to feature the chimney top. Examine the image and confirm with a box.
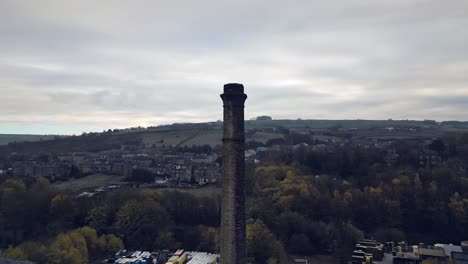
[224,83,244,94]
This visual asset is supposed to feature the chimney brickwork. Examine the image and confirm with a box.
[220,83,247,264]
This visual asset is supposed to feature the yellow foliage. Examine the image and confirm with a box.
[48,231,89,264]
[142,189,161,201]
[66,247,87,264]
[51,193,67,206]
[398,175,410,185]
[449,192,467,223]
[392,178,401,185]
[429,181,439,194]
[277,195,294,210]
[344,191,353,203]
[34,176,51,190]
[333,190,341,199]
[369,186,383,195]
[103,234,124,253]
[280,171,309,196]
[2,246,27,260]
[2,178,26,192]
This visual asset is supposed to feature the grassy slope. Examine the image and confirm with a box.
[53,174,125,191]
[1,120,467,154]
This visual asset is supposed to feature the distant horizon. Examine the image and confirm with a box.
[1,117,468,136]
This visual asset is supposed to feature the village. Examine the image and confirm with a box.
[0,122,447,191]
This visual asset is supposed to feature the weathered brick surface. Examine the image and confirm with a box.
[220,83,247,264]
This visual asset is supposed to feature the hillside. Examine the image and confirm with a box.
[1,119,467,154]
[0,134,60,146]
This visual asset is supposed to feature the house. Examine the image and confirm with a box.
[419,247,447,262]
[170,161,193,182]
[293,143,309,151]
[111,162,126,175]
[13,163,26,177]
[393,253,421,264]
[13,162,68,178]
[151,165,171,178]
[452,242,468,264]
[384,149,399,166]
[435,243,462,260]
[193,165,221,183]
[356,239,384,261]
[79,163,111,174]
[57,154,74,162]
[452,252,468,264]
[419,149,441,168]
[351,250,373,264]
[245,150,257,160]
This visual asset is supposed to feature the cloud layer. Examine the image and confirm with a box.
[1,0,467,134]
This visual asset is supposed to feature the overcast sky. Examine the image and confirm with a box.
[1,0,467,134]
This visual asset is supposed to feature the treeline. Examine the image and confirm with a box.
[3,227,123,263]
[245,161,468,263]
[0,177,124,263]
[2,134,468,263]
[0,175,288,264]
[0,176,222,263]
[262,136,468,180]
[242,134,468,263]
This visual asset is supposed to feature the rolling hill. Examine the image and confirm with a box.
[0,134,60,146]
[1,119,467,154]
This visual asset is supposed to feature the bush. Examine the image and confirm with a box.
[373,228,406,243]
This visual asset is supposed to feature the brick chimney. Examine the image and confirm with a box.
[220,83,247,264]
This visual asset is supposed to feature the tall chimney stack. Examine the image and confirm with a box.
[220,83,247,264]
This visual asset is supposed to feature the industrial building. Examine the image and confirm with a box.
[111,249,219,264]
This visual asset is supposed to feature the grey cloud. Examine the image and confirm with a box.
[0,0,467,134]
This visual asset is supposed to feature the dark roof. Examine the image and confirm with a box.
[420,248,446,258]
[452,252,468,261]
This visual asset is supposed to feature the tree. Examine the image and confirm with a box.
[373,228,406,243]
[17,241,48,263]
[448,192,468,234]
[429,139,446,154]
[46,227,122,263]
[334,223,364,264]
[48,194,76,233]
[288,234,313,255]
[115,199,174,249]
[103,234,124,254]
[77,227,102,257]
[48,232,88,264]
[126,169,155,183]
[2,246,27,260]
[86,206,112,233]
[2,178,26,191]
[247,220,288,264]
[197,226,218,252]
[69,165,81,178]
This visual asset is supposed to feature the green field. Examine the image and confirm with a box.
[153,184,221,198]
[53,174,125,191]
